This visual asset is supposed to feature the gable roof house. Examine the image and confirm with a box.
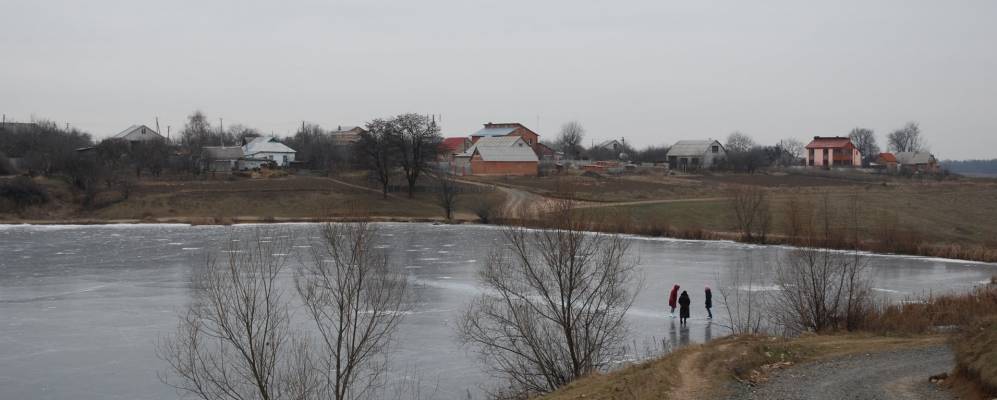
[439,137,472,160]
[455,136,538,176]
[805,136,861,168]
[112,125,166,143]
[328,125,367,146]
[665,140,726,170]
[895,151,938,172]
[470,122,544,156]
[242,136,296,167]
[875,152,899,171]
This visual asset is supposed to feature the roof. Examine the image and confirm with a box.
[473,145,539,162]
[667,140,723,157]
[805,136,853,149]
[329,126,364,134]
[895,152,934,165]
[243,136,296,154]
[113,124,163,140]
[440,137,469,153]
[878,152,897,163]
[596,139,623,149]
[470,126,517,137]
[202,146,244,160]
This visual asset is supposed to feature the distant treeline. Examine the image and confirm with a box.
[941,159,997,177]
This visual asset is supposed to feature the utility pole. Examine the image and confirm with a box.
[219,118,224,146]
[167,126,171,142]
[155,117,160,135]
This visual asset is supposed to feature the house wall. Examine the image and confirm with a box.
[246,152,296,167]
[470,157,538,176]
[807,147,861,167]
[702,142,726,167]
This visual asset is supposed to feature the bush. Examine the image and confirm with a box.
[0,177,49,210]
[953,316,997,396]
[0,152,14,175]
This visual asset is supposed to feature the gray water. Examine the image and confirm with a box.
[1,223,994,399]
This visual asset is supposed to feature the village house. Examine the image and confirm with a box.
[805,136,861,168]
[111,125,166,143]
[201,146,244,173]
[875,152,899,171]
[328,125,366,146]
[665,140,726,170]
[470,122,544,156]
[455,136,538,176]
[242,136,296,167]
[439,137,472,160]
[896,151,939,173]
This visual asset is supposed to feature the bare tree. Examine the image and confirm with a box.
[770,248,871,334]
[433,171,459,220]
[392,114,442,198]
[355,119,397,199]
[887,121,924,153]
[716,257,766,336]
[776,138,804,166]
[725,131,756,154]
[848,128,879,166]
[296,222,409,400]
[729,186,771,242]
[457,204,640,396]
[556,121,585,159]
[159,230,316,400]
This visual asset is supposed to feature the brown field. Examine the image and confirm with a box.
[0,173,505,224]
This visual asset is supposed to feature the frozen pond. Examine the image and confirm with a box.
[1,223,994,399]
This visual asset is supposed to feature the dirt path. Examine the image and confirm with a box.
[667,345,712,399]
[728,345,955,400]
[572,196,729,209]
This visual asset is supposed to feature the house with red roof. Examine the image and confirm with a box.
[439,137,471,160]
[805,136,861,167]
[875,152,898,171]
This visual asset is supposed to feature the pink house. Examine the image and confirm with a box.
[805,136,861,168]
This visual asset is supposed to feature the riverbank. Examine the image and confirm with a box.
[540,282,997,400]
[3,172,997,262]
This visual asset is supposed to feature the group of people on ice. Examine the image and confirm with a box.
[667,284,712,325]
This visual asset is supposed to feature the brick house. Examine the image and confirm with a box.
[470,122,543,156]
[896,151,939,173]
[805,136,861,167]
[439,137,472,160]
[328,126,367,146]
[875,152,898,171]
[456,136,538,176]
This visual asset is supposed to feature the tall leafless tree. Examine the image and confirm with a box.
[296,222,409,400]
[355,119,398,199]
[555,121,585,159]
[848,127,879,166]
[159,230,317,400]
[887,121,924,153]
[392,114,442,198]
[776,138,805,166]
[457,203,640,396]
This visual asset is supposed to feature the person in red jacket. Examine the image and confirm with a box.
[668,284,680,317]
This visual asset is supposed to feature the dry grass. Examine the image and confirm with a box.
[537,334,946,400]
[952,317,997,397]
[862,283,997,335]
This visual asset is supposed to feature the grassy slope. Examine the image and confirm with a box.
[0,174,505,223]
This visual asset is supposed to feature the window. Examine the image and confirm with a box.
[712,145,719,153]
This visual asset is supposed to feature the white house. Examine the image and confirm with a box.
[242,136,296,167]
[112,125,166,142]
[665,140,726,169]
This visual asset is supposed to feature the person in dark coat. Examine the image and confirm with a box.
[678,291,691,325]
[668,284,680,317]
[705,286,713,319]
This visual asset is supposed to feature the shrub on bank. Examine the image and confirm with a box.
[0,176,49,211]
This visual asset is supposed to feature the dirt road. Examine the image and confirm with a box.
[727,345,955,400]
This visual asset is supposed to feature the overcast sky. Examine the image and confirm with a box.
[2,0,995,159]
